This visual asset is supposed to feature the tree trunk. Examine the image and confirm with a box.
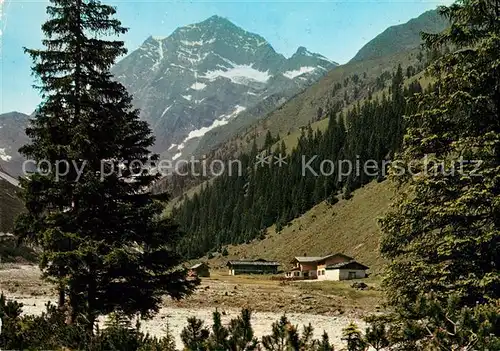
[58,285,66,310]
[87,272,96,336]
[65,289,78,325]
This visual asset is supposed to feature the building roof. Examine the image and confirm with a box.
[293,253,353,264]
[190,263,208,270]
[325,260,369,270]
[227,259,280,267]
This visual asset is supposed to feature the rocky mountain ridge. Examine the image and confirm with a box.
[111,15,338,160]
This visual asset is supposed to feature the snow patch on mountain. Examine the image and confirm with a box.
[190,82,207,90]
[202,64,270,84]
[152,39,165,70]
[283,66,317,79]
[170,63,196,72]
[230,105,247,116]
[184,105,246,142]
[161,105,173,117]
[180,38,216,46]
[0,148,11,162]
[185,120,229,141]
[178,50,210,65]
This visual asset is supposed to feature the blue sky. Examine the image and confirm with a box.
[1,0,451,115]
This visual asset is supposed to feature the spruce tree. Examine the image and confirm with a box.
[316,332,334,351]
[227,309,259,351]
[15,0,197,332]
[261,315,289,350]
[181,317,210,351]
[341,322,366,351]
[398,293,500,349]
[380,0,500,309]
[208,310,229,351]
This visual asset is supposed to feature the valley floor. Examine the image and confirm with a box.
[0,264,382,349]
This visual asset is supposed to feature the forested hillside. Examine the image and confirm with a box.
[0,178,23,233]
[194,48,425,162]
[204,180,394,273]
[152,9,448,199]
[154,46,441,199]
[172,65,425,258]
[350,9,448,62]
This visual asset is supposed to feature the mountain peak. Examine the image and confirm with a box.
[199,15,238,29]
[141,35,164,46]
[292,46,319,58]
[0,111,30,120]
[111,16,337,158]
[207,15,229,22]
[290,46,336,65]
[295,46,309,55]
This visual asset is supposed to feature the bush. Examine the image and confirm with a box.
[0,294,176,351]
[0,236,38,263]
[326,195,339,206]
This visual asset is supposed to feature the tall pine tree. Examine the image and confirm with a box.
[380,0,500,308]
[15,0,197,332]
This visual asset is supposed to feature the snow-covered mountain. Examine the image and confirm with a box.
[0,16,337,176]
[112,15,337,159]
[0,112,30,177]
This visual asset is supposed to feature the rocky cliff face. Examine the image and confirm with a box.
[111,15,337,160]
[0,111,30,177]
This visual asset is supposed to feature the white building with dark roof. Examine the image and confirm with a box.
[285,253,369,280]
[286,253,353,279]
[320,261,369,281]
